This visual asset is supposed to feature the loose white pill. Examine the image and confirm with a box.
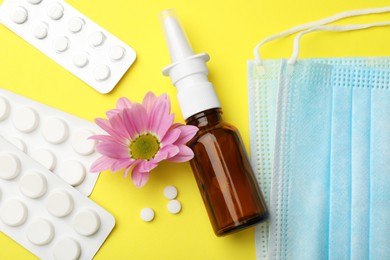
[31,149,56,171]
[33,23,48,39]
[47,3,64,20]
[28,0,42,4]
[140,208,155,222]
[42,118,69,144]
[167,200,182,214]
[13,107,39,133]
[0,199,28,227]
[71,129,96,155]
[11,7,28,24]
[89,31,105,47]
[0,154,21,180]
[26,219,54,246]
[0,96,10,121]
[19,171,47,199]
[94,65,111,81]
[109,46,126,61]
[58,161,86,187]
[164,185,178,200]
[68,17,84,33]
[73,210,101,236]
[46,191,74,217]
[73,53,89,68]
[7,137,27,153]
[52,238,81,260]
[54,37,69,53]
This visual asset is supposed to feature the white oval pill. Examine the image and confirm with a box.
[73,210,100,236]
[52,238,81,260]
[68,17,84,33]
[28,0,42,4]
[58,161,86,187]
[19,171,47,199]
[73,52,89,68]
[167,200,182,214]
[94,65,111,81]
[109,46,126,61]
[7,137,27,153]
[11,7,28,24]
[46,191,74,217]
[42,118,68,144]
[33,23,48,39]
[71,129,96,155]
[13,107,39,133]
[0,154,21,180]
[0,96,10,121]
[47,3,64,20]
[89,31,105,47]
[164,185,178,200]
[31,149,56,171]
[0,199,28,227]
[54,37,69,53]
[140,208,154,222]
[26,219,54,246]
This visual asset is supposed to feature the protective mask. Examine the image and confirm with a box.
[248,6,390,260]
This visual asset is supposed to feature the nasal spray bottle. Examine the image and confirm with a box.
[160,9,268,236]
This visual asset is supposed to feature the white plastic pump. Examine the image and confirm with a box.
[160,9,221,120]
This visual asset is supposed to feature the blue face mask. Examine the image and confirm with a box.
[248,7,390,260]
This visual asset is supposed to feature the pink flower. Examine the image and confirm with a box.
[90,92,198,188]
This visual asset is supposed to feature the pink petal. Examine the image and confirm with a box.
[174,125,198,145]
[90,156,116,172]
[89,135,116,142]
[156,114,175,139]
[95,118,125,142]
[111,158,137,172]
[129,104,148,134]
[117,97,132,110]
[153,145,179,162]
[167,145,194,162]
[96,141,130,159]
[136,160,159,173]
[131,170,150,188]
[106,108,121,118]
[142,92,157,114]
[148,94,171,135]
[161,128,181,145]
[122,108,140,140]
[109,113,130,139]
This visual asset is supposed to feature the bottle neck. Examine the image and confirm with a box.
[186,108,223,129]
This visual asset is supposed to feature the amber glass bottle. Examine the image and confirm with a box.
[186,108,268,236]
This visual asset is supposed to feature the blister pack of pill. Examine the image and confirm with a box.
[0,136,115,260]
[0,88,103,196]
[0,0,136,94]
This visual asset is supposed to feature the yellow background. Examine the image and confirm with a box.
[1,0,390,259]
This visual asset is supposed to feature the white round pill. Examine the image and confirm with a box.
[31,149,56,171]
[33,23,48,39]
[58,160,86,187]
[13,107,39,133]
[46,191,74,217]
[11,7,28,24]
[89,31,105,47]
[73,53,89,68]
[0,199,28,227]
[26,218,54,246]
[71,129,96,155]
[73,210,100,236]
[42,118,69,144]
[28,0,42,4]
[7,137,27,153]
[68,17,84,33]
[164,185,178,200]
[140,208,155,222]
[52,238,81,260]
[0,96,10,121]
[47,3,64,20]
[167,199,182,214]
[19,171,47,199]
[94,65,111,81]
[0,154,21,180]
[54,37,69,53]
[109,46,126,61]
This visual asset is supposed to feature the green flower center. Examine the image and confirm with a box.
[130,133,160,160]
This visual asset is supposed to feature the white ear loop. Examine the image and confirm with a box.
[253,6,390,67]
[288,21,390,64]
